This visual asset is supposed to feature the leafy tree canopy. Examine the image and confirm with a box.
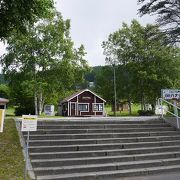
[102,20,180,108]
[0,84,9,99]
[0,74,6,84]
[138,0,180,43]
[0,0,54,39]
[0,12,89,115]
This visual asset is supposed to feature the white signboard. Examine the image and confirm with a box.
[0,109,5,133]
[162,89,180,100]
[21,115,38,132]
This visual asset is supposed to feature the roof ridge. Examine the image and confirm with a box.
[60,89,106,103]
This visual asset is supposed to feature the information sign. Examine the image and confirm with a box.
[21,115,38,132]
[162,89,180,100]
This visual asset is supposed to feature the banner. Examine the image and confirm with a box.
[0,109,5,133]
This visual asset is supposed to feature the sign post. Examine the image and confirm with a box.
[173,100,179,129]
[0,109,5,133]
[21,115,37,180]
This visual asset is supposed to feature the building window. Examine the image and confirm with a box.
[78,104,89,111]
[93,104,103,112]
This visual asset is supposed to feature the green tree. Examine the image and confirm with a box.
[0,0,54,39]
[0,74,6,84]
[138,0,180,43]
[102,20,180,111]
[0,84,9,99]
[9,73,35,115]
[1,12,89,115]
[95,66,114,104]
[94,64,134,115]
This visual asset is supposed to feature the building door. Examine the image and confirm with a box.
[71,103,76,116]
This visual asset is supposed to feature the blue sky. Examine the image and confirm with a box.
[0,0,156,69]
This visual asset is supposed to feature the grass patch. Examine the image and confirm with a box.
[0,118,26,180]
[6,105,142,117]
[105,103,141,116]
[5,107,15,117]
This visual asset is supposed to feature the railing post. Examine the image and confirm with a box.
[173,100,179,129]
[160,98,164,119]
[24,131,30,180]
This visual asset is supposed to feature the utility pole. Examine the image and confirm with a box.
[113,64,117,116]
[106,57,117,116]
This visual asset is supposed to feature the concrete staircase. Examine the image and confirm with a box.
[23,118,180,180]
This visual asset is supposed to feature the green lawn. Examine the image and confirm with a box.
[0,118,26,180]
[6,105,142,118]
[105,103,141,116]
[5,107,15,117]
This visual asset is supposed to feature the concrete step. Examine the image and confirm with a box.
[28,140,180,153]
[34,157,180,176]
[37,123,170,129]
[31,151,180,167]
[25,131,180,140]
[37,119,164,125]
[23,118,180,179]
[29,145,180,159]
[23,127,175,135]
[36,164,180,180]
[28,135,180,146]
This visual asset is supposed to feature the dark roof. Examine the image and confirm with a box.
[61,89,106,103]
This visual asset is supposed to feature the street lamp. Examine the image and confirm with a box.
[106,57,117,116]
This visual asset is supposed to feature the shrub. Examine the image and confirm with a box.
[15,106,35,116]
[138,110,154,116]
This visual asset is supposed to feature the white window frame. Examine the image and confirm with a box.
[92,103,104,112]
[78,103,89,112]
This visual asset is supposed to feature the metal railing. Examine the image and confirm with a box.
[158,98,180,129]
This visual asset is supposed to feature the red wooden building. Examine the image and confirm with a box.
[59,89,106,117]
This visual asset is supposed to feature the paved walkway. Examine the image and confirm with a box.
[116,171,180,180]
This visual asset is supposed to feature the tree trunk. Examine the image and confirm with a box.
[34,61,38,115]
[38,91,43,115]
[140,79,145,111]
[34,91,38,115]
[141,92,145,111]
[111,102,116,115]
[141,96,143,110]
[128,98,132,115]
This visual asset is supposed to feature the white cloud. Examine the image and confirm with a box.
[56,0,156,66]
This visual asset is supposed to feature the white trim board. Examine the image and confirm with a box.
[66,89,106,103]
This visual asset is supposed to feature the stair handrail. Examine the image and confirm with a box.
[158,97,180,128]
